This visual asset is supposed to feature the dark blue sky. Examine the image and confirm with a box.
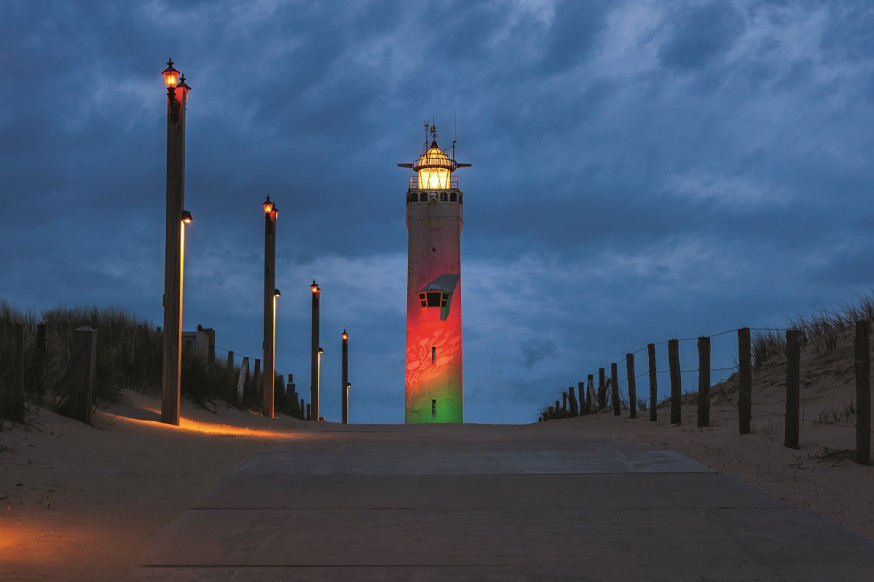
[3,1,874,423]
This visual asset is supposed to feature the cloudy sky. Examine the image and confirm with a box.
[3,0,874,424]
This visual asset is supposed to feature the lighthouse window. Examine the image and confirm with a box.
[440,192,448,201]
[450,192,457,202]
[419,192,428,202]
[426,292,442,307]
[407,193,417,203]
[431,347,436,364]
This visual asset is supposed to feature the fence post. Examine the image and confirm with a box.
[555,400,561,418]
[586,375,594,414]
[738,328,752,435]
[626,353,637,419]
[648,343,657,422]
[598,368,606,410]
[611,362,620,416]
[35,323,47,396]
[227,350,234,369]
[568,386,579,416]
[855,320,870,465]
[237,357,249,401]
[67,326,97,424]
[784,329,801,449]
[287,375,297,416]
[668,339,681,425]
[562,392,568,415]
[697,336,710,428]
[300,398,306,420]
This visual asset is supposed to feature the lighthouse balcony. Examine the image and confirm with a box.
[408,175,459,190]
[406,190,463,204]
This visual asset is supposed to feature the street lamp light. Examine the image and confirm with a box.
[341,329,349,424]
[161,58,191,426]
[263,196,278,418]
[310,280,321,421]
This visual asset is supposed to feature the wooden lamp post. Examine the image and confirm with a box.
[161,59,191,426]
[263,196,278,417]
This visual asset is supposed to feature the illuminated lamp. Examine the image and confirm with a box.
[181,210,193,224]
[311,280,320,294]
[274,288,281,297]
[342,330,348,341]
[162,59,180,89]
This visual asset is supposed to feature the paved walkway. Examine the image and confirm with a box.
[135,424,874,581]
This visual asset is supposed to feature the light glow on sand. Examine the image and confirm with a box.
[113,413,300,440]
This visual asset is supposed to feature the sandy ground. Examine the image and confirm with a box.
[550,332,874,543]
[0,391,314,581]
[2,330,873,582]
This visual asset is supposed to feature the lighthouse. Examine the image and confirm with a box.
[398,123,470,423]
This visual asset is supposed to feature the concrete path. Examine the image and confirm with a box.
[135,424,874,581]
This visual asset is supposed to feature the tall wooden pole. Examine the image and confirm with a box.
[310,281,321,421]
[263,198,278,418]
[161,61,190,426]
[342,330,349,424]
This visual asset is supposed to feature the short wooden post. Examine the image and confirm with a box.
[568,385,579,416]
[577,381,585,415]
[586,375,594,414]
[555,400,561,417]
[237,357,249,400]
[35,323,47,395]
[697,336,710,428]
[287,374,297,416]
[855,320,870,465]
[611,362,620,416]
[227,350,234,369]
[648,343,657,422]
[626,353,637,419]
[668,339,681,424]
[598,368,606,410]
[9,323,25,422]
[67,326,97,424]
[306,402,312,421]
[547,405,555,420]
[300,398,306,420]
[562,391,568,414]
[738,328,752,435]
[784,329,801,449]
[275,373,285,411]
